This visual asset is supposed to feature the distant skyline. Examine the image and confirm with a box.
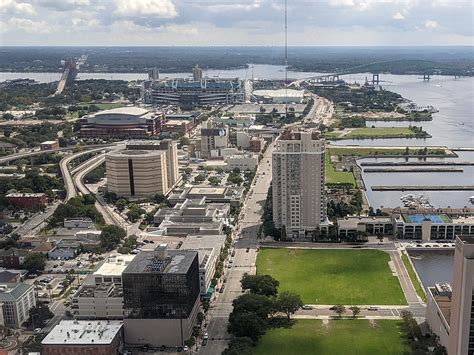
[0,0,473,46]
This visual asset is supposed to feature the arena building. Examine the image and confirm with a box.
[79,107,164,138]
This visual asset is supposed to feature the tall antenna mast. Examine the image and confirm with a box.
[285,0,288,119]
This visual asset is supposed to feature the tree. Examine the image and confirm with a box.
[223,337,253,355]
[376,234,384,243]
[25,303,53,328]
[349,305,361,318]
[126,205,144,223]
[208,176,220,186]
[100,225,126,250]
[275,291,303,320]
[240,273,279,297]
[231,293,274,321]
[185,336,196,348]
[23,253,46,273]
[179,136,190,146]
[115,198,128,212]
[228,311,268,341]
[333,304,346,318]
[194,174,205,183]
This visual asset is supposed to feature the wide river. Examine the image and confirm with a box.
[2,65,473,208]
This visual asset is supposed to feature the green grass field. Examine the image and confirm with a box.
[326,127,418,140]
[325,153,356,186]
[402,253,426,302]
[256,249,406,305]
[327,147,450,157]
[253,319,410,355]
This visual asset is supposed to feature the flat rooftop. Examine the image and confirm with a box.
[94,254,136,277]
[337,216,393,229]
[428,286,452,326]
[41,320,123,345]
[189,187,226,196]
[180,234,226,250]
[123,249,197,275]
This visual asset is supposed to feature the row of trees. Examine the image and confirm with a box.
[224,274,303,354]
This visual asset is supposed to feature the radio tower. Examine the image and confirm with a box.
[285,0,288,119]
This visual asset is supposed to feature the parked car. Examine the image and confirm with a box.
[368,306,379,311]
[302,305,313,310]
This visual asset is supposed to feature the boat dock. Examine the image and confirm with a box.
[364,168,463,173]
[372,186,474,191]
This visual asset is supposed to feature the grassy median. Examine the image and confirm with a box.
[253,319,410,355]
[257,248,406,305]
[401,252,427,302]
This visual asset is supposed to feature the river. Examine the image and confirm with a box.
[407,250,454,290]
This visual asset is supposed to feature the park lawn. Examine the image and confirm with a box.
[256,248,406,305]
[324,153,356,186]
[326,127,418,140]
[252,319,410,355]
[402,253,426,302]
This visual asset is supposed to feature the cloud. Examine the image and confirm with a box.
[115,0,177,18]
[207,1,262,13]
[36,0,91,11]
[0,0,35,15]
[392,12,405,19]
[424,20,439,29]
[1,17,51,33]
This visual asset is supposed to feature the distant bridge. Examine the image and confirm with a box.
[54,58,78,95]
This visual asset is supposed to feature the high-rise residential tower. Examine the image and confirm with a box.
[272,129,327,240]
[448,235,474,355]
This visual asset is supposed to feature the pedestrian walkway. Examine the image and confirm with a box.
[389,250,421,304]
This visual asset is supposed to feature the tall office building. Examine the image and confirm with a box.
[448,235,474,355]
[272,129,327,240]
[200,120,228,158]
[148,68,159,81]
[106,149,169,198]
[122,245,200,347]
[192,65,203,81]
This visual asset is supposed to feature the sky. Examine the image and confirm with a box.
[0,0,473,46]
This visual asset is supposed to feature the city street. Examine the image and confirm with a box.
[199,143,274,355]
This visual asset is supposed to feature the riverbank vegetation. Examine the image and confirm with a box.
[401,252,427,302]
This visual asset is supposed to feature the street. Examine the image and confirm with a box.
[199,143,274,355]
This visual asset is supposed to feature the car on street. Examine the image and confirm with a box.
[329,306,337,310]
[183,345,189,352]
[203,332,209,339]
[302,305,313,310]
[368,306,379,311]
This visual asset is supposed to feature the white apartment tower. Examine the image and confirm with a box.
[272,129,327,240]
[193,65,203,81]
[448,235,474,355]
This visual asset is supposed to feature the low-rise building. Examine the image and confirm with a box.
[180,235,226,296]
[48,242,80,260]
[153,198,229,225]
[0,282,35,328]
[0,142,17,153]
[226,154,258,171]
[6,193,47,209]
[249,137,264,152]
[72,283,124,320]
[0,248,29,268]
[337,216,395,239]
[395,214,474,240]
[64,218,94,229]
[40,140,59,151]
[161,119,195,135]
[93,254,136,287]
[41,320,124,355]
[168,186,245,207]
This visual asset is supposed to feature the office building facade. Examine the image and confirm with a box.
[122,245,200,347]
[201,120,229,159]
[0,283,36,328]
[106,149,168,198]
[272,129,327,239]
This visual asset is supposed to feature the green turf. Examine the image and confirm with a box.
[256,248,406,305]
[326,127,419,140]
[327,147,450,157]
[402,253,426,302]
[252,319,410,355]
[325,153,356,186]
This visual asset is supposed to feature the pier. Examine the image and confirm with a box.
[360,161,474,167]
[372,186,474,191]
[364,168,463,173]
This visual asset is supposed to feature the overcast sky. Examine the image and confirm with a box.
[0,0,473,46]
